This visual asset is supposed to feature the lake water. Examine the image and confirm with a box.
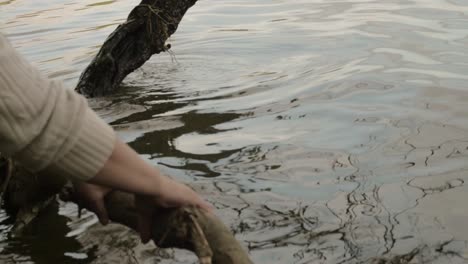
[2,0,468,263]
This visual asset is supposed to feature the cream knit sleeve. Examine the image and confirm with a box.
[0,33,116,181]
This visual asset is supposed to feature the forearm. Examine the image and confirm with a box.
[87,138,211,213]
[1,33,210,225]
[0,32,115,181]
[89,139,166,197]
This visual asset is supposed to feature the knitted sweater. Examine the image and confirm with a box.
[0,32,115,181]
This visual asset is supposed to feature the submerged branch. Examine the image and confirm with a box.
[75,0,198,96]
[1,1,253,263]
[0,159,253,264]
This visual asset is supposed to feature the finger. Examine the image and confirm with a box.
[199,200,214,212]
[91,199,110,225]
[137,212,153,243]
[194,197,214,213]
[135,195,154,243]
[183,187,214,212]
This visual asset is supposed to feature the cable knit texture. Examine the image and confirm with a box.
[0,32,115,181]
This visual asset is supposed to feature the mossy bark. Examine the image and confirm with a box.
[0,159,253,264]
[1,1,254,263]
[75,0,198,97]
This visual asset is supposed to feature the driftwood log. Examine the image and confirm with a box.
[76,0,198,96]
[0,158,252,264]
[0,0,253,263]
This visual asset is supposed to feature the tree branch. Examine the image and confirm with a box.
[0,159,253,264]
[75,0,198,96]
[1,1,254,263]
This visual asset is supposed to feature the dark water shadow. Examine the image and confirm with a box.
[0,202,97,264]
[107,86,247,178]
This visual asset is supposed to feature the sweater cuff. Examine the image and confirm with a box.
[46,108,116,181]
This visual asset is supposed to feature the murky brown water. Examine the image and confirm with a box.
[2,0,468,263]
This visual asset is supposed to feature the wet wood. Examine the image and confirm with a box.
[75,0,198,96]
[0,159,253,264]
[89,191,252,264]
[1,1,253,263]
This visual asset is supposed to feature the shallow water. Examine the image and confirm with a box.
[2,0,468,263]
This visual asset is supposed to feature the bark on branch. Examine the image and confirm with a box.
[75,0,198,96]
[1,1,253,263]
[0,159,253,264]
[95,191,252,264]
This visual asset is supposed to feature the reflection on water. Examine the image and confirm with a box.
[1,203,96,264]
[2,0,468,263]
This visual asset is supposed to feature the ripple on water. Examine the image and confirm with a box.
[3,0,468,263]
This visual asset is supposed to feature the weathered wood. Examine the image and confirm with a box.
[75,0,198,97]
[1,1,254,263]
[0,159,65,217]
[0,159,253,264]
[98,191,253,264]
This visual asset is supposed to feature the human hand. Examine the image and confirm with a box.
[73,181,112,225]
[135,176,213,243]
[80,140,213,243]
[74,177,212,243]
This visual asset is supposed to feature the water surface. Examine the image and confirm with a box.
[2,0,468,263]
